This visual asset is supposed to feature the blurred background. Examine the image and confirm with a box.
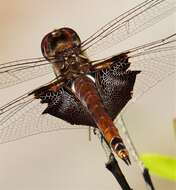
[0,0,175,189]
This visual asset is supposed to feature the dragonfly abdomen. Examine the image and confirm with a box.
[72,75,130,165]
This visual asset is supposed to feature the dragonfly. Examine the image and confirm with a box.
[0,0,175,189]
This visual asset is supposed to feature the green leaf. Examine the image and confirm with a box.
[140,153,176,181]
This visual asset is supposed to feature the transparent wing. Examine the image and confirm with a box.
[82,0,175,57]
[115,115,155,189]
[91,33,176,103]
[0,57,53,89]
[126,33,176,102]
[0,92,86,144]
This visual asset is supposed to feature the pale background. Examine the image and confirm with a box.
[0,0,175,190]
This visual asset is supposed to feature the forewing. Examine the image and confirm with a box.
[82,0,175,57]
[0,57,53,88]
[127,33,176,102]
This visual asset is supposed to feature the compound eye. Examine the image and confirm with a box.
[41,28,81,61]
[41,31,60,60]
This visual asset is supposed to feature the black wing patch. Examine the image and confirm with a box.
[95,64,140,120]
[40,88,96,127]
[38,61,140,127]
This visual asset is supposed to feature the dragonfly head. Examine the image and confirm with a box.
[41,28,89,77]
[41,27,81,63]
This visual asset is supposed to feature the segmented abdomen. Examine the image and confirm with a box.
[72,75,129,163]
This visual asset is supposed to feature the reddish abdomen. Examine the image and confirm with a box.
[72,75,128,159]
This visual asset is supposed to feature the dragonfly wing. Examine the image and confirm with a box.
[127,33,176,103]
[0,88,90,144]
[0,57,53,88]
[82,0,175,57]
[95,65,140,120]
[39,86,96,127]
[91,34,176,120]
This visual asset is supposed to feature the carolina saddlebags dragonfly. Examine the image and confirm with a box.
[0,0,175,190]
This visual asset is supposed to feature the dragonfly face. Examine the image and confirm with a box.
[41,27,89,77]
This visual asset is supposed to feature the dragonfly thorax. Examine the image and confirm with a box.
[41,27,89,77]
